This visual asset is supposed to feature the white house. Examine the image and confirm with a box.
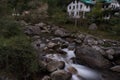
[67,0,120,19]
[109,0,120,10]
[67,0,92,18]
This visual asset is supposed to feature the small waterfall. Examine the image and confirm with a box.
[45,48,101,80]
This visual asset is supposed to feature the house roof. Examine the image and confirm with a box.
[98,0,112,3]
[80,0,113,4]
[80,0,96,4]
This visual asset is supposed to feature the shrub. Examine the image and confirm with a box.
[0,18,39,79]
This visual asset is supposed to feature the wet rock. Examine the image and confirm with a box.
[110,65,120,72]
[54,28,70,37]
[42,75,51,80]
[61,43,69,49]
[46,61,65,72]
[89,23,98,30]
[57,49,67,55]
[51,70,72,80]
[75,47,111,68]
[68,43,76,50]
[67,66,77,74]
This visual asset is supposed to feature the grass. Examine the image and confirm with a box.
[62,24,120,41]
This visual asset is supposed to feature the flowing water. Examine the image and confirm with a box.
[46,48,102,80]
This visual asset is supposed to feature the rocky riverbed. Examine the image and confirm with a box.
[23,21,120,80]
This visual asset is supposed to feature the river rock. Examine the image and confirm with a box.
[51,70,72,80]
[46,61,65,72]
[35,22,46,27]
[77,33,86,41]
[106,49,115,60]
[54,28,70,37]
[110,65,120,72]
[74,39,82,44]
[57,49,67,55]
[42,75,51,80]
[67,66,77,74]
[84,35,98,46]
[31,39,41,50]
[47,42,57,48]
[24,25,41,35]
[68,43,76,50]
[75,46,111,68]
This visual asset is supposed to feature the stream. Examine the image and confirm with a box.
[45,48,102,80]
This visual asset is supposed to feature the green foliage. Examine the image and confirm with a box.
[0,17,39,79]
[87,3,103,23]
[0,18,22,38]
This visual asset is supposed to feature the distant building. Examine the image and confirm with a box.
[67,0,120,19]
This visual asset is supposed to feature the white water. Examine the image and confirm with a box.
[45,48,101,80]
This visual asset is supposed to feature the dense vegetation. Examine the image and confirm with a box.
[0,1,40,79]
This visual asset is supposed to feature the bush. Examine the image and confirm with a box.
[0,18,22,38]
[0,18,39,79]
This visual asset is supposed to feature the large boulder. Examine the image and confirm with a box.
[89,23,98,30]
[46,61,65,72]
[75,47,111,68]
[51,70,72,80]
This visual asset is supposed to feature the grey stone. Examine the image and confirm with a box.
[75,46,111,68]
[54,28,70,37]
[51,70,72,80]
[42,76,51,80]
[46,61,65,72]
[89,23,98,30]
[110,65,120,72]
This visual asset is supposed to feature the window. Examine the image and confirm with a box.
[73,6,75,9]
[69,6,71,9]
[86,5,89,8]
[76,5,78,8]
[80,5,82,9]
[71,12,74,16]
